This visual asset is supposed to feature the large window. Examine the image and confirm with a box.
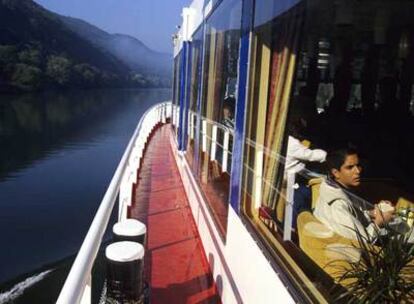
[196,0,242,237]
[185,28,204,172]
[242,0,303,219]
[242,0,414,301]
[172,53,181,139]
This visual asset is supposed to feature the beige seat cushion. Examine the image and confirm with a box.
[303,221,334,238]
[325,243,361,263]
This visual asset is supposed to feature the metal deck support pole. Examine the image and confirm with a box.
[80,275,91,304]
[283,171,295,241]
[210,124,218,161]
[222,130,230,172]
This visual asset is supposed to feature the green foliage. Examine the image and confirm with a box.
[0,0,170,91]
[46,55,72,85]
[72,63,99,86]
[11,63,42,89]
[0,45,17,65]
[18,48,41,66]
[334,223,414,303]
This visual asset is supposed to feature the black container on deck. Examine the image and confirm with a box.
[105,241,145,303]
[106,259,144,303]
[113,232,146,245]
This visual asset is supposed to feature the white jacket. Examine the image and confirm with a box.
[314,180,377,241]
[285,136,326,174]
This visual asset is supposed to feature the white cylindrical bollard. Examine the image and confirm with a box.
[113,219,147,245]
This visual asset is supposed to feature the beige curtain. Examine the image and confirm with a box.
[262,6,303,208]
[201,29,226,184]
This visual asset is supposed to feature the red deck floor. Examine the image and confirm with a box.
[129,124,220,304]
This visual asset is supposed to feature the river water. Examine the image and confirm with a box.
[0,88,171,303]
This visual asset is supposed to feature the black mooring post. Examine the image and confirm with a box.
[105,241,145,303]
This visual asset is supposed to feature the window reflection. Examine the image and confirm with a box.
[197,0,242,237]
[185,29,203,172]
[172,55,181,139]
[241,0,414,301]
[242,2,303,216]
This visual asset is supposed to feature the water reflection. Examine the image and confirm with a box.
[0,89,168,180]
[0,88,170,289]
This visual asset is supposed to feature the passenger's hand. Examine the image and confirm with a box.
[368,209,376,219]
[372,205,395,227]
[378,200,394,212]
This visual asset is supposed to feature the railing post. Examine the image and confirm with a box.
[210,124,218,161]
[254,148,263,208]
[176,106,180,131]
[80,274,91,304]
[161,104,166,124]
[283,171,295,241]
[202,119,207,152]
[159,105,162,122]
[222,130,230,172]
[119,173,131,221]
[190,112,195,139]
[188,112,192,137]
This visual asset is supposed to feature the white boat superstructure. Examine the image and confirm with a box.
[58,0,414,303]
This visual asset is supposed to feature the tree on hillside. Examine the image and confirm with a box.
[73,63,99,87]
[11,63,42,89]
[46,55,71,85]
[0,45,18,80]
[18,48,41,66]
[0,45,17,65]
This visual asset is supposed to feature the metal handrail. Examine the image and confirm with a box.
[57,101,171,304]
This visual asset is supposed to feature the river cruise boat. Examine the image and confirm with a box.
[57,0,414,303]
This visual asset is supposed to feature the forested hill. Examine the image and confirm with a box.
[59,16,172,78]
[0,0,171,92]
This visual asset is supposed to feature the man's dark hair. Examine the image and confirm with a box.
[326,145,359,174]
[223,96,235,113]
[223,102,233,110]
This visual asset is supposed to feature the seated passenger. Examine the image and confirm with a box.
[314,147,394,241]
[285,111,326,228]
[222,96,235,129]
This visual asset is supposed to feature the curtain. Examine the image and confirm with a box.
[262,6,303,208]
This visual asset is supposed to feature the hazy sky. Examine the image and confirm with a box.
[34,0,191,54]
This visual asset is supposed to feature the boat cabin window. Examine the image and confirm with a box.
[196,0,242,237]
[172,53,181,139]
[241,0,414,301]
[185,28,204,173]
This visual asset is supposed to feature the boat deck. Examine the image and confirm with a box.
[129,124,220,304]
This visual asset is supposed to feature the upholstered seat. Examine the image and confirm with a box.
[303,221,334,238]
[308,177,323,210]
[396,196,414,210]
[297,211,357,282]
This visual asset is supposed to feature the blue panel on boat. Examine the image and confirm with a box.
[229,0,254,213]
[194,26,205,174]
[183,41,192,151]
[178,42,188,151]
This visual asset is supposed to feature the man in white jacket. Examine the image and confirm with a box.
[286,136,326,228]
[314,147,394,241]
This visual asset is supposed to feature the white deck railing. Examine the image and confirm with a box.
[56,101,171,304]
[195,115,233,173]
